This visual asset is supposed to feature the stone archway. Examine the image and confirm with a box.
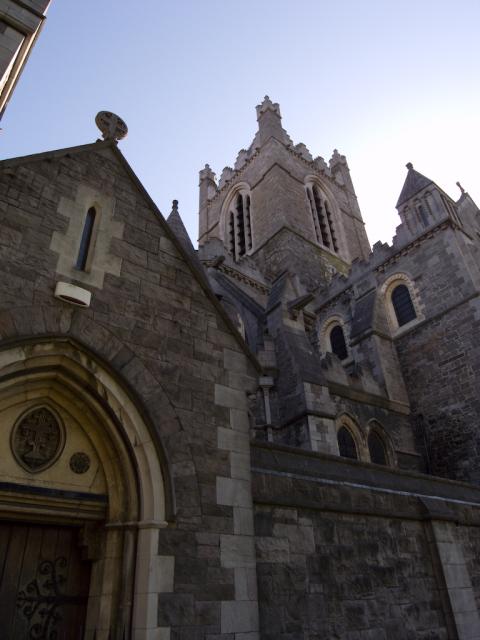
[0,338,172,639]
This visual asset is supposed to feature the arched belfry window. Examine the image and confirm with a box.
[228,191,252,261]
[306,184,338,253]
[330,325,348,361]
[417,203,429,228]
[337,426,358,460]
[368,431,388,466]
[391,284,416,327]
[76,207,97,271]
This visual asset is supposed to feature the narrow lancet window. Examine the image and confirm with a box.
[307,184,338,253]
[391,284,416,326]
[228,211,235,255]
[227,189,252,261]
[236,194,246,258]
[76,207,96,271]
[368,431,388,466]
[338,427,358,460]
[330,325,348,361]
[312,186,330,247]
[417,204,429,228]
[245,195,252,251]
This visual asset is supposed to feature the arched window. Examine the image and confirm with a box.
[368,431,388,466]
[76,207,96,271]
[417,203,429,228]
[330,325,348,361]
[228,191,252,261]
[306,184,338,252]
[337,426,358,460]
[391,284,416,327]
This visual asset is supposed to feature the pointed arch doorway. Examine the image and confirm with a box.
[0,338,172,639]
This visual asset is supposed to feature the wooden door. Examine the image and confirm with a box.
[0,522,92,640]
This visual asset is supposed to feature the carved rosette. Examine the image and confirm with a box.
[69,452,91,474]
[11,406,65,473]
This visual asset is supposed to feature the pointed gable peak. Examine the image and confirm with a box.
[396,162,433,208]
[166,199,197,261]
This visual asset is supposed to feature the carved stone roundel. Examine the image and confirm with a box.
[69,452,91,474]
[11,406,65,473]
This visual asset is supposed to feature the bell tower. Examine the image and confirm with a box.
[198,97,371,291]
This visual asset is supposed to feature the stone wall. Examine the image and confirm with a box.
[0,142,260,639]
[252,442,480,640]
[389,227,480,484]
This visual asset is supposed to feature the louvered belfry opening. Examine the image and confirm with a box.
[307,184,338,252]
[229,192,252,261]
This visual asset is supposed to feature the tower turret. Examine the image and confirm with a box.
[396,163,461,238]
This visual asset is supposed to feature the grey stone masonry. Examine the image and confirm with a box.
[0,140,260,639]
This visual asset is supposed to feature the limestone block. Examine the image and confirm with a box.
[234,567,258,601]
[443,563,474,589]
[448,587,478,614]
[233,507,254,535]
[217,477,252,508]
[455,610,480,640]
[223,348,248,373]
[221,600,259,634]
[230,408,250,432]
[154,556,175,594]
[231,451,251,480]
[220,534,256,569]
[436,541,466,565]
[217,427,250,454]
[215,384,247,410]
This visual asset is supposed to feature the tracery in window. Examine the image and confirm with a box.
[306,184,338,252]
[337,426,358,460]
[228,191,252,261]
[330,325,348,361]
[76,207,97,271]
[391,284,416,327]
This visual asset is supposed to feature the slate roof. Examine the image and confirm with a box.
[396,163,433,208]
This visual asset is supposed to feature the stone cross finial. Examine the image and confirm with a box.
[95,111,128,142]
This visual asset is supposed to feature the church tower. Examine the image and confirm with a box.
[198,97,371,292]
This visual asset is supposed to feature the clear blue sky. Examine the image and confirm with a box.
[2,1,479,247]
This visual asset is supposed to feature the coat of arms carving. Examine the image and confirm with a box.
[11,406,65,473]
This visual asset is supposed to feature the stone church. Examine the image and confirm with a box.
[1,18,480,637]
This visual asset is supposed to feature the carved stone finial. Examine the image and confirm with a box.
[456,181,465,195]
[199,164,216,183]
[256,95,281,119]
[329,149,346,167]
[406,162,413,170]
[95,111,128,142]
